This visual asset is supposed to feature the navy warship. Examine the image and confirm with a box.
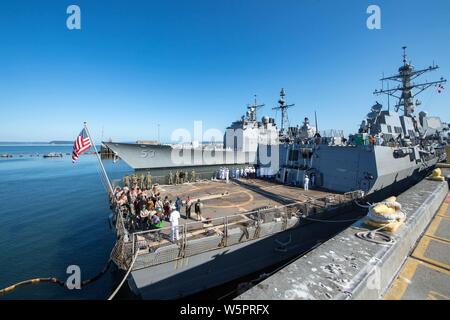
[103,96,279,170]
[108,48,448,300]
[276,47,448,197]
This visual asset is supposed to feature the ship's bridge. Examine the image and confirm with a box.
[224,117,278,152]
[363,109,418,142]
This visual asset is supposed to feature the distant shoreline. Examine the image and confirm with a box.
[0,141,72,145]
[0,143,100,147]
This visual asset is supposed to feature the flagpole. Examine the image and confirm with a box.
[83,122,114,195]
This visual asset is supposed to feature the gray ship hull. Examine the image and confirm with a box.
[120,164,436,300]
[277,144,445,195]
[124,163,437,300]
[127,205,361,300]
[103,142,257,170]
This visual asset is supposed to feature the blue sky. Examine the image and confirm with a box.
[0,0,449,142]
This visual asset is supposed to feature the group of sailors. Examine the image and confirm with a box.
[215,166,256,182]
[123,167,261,187]
[167,169,196,185]
[113,185,204,242]
[122,172,154,190]
[122,169,198,189]
[239,166,256,179]
[216,167,230,182]
[367,133,385,146]
[357,129,386,146]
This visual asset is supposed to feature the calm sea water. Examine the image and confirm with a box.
[0,146,318,300]
[0,145,132,299]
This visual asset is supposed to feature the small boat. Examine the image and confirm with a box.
[0,154,13,158]
[43,152,63,158]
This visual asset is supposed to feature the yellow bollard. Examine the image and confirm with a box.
[428,168,445,181]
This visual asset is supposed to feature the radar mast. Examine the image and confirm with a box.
[374,46,447,117]
[246,95,265,122]
[272,88,295,135]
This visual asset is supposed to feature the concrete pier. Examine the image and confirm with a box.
[236,171,449,300]
[384,191,450,300]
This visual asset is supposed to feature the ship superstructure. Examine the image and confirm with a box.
[104,96,279,170]
[276,48,447,195]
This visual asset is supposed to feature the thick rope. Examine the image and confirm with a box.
[354,199,372,209]
[355,200,406,245]
[0,260,113,296]
[300,216,361,223]
[107,251,139,300]
[0,277,65,296]
[355,222,396,245]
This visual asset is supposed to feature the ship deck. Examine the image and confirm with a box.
[157,178,339,221]
[113,178,362,270]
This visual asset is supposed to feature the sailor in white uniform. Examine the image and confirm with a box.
[304,174,310,191]
[169,205,181,242]
[376,133,384,145]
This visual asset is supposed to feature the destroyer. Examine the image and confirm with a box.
[277,47,448,197]
[108,48,448,300]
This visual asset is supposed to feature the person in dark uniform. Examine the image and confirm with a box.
[194,199,203,221]
[179,171,184,184]
[185,196,193,219]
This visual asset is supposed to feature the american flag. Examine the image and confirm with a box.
[72,128,92,163]
[436,83,445,93]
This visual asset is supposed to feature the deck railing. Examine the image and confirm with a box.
[112,189,364,270]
